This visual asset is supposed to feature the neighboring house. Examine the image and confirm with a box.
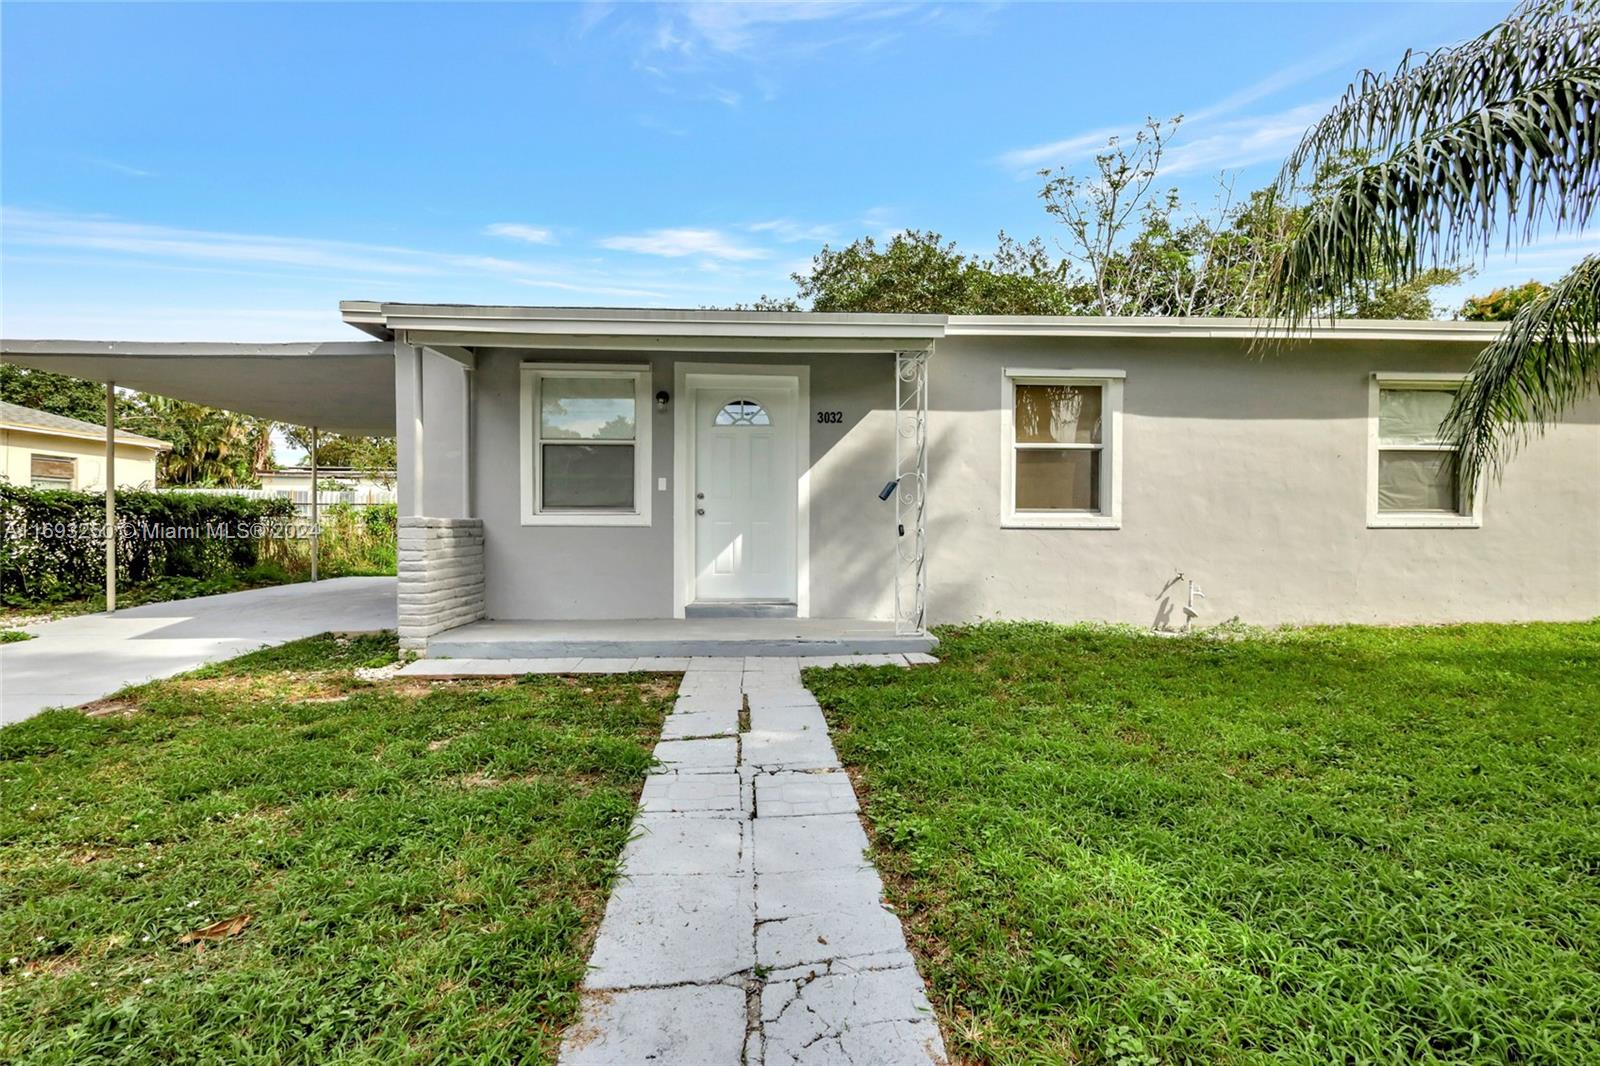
[0,400,169,491]
[4,305,1597,653]
[256,466,396,506]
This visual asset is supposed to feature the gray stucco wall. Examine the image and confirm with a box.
[928,334,1600,626]
[467,347,899,621]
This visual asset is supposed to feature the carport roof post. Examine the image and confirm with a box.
[0,340,395,435]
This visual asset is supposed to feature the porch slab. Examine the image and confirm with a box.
[424,617,936,659]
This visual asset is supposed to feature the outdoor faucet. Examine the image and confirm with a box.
[1182,581,1206,630]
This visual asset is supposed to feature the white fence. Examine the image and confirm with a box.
[167,485,396,515]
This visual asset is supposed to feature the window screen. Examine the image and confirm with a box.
[1376,387,1463,514]
[1013,383,1103,512]
[30,454,75,489]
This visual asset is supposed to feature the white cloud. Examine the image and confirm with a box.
[1159,102,1329,176]
[484,222,556,244]
[997,101,1326,180]
[84,157,155,178]
[513,277,669,300]
[0,207,747,315]
[1432,233,1600,311]
[600,227,768,260]
[660,2,887,55]
[999,125,1129,171]
[997,24,1407,174]
[3,207,437,277]
[746,218,840,243]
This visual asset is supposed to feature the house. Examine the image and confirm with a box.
[3,306,1596,655]
[0,400,169,491]
[256,466,396,506]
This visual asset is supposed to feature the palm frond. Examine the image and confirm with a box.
[1281,0,1600,192]
[1269,71,1600,323]
[1445,254,1600,491]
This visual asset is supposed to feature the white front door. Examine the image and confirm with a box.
[693,381,798,602]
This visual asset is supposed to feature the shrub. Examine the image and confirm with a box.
[258,503,397,579]
[0,484,295,607]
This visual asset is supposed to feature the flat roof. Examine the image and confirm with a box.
[1,305,1504,434]
[342,300,1504,347]
[0,340,394,435]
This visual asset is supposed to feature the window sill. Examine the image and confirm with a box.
[522,512,651,528]
[1003,515,1121,530]
[1368,514,1480,529]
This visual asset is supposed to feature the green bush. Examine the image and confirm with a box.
[0,485,295,608]
[258,503,397,579]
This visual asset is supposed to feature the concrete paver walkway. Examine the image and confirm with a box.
[560,657,947,1066]
[0,577,396,726]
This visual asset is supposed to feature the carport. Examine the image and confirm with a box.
[0,339,394,608]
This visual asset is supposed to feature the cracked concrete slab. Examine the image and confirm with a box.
[621,813,746,876]
[688,656,746,672]
[653,736,739,773]
[561,984,749,1065]
[743,730,841,771]
[767,1016,946,1066]
[753,813,870,874]
[754,770,859,817]
[747,703,829,734]
[560,664,945,1065]
[570,657,647,672]
[756,866,885,921]
[757,901,911,968]
[673,692,745,714]
[584,873,754,988]
[660,708,739,739]
[739,676,810,695]
[745,688,824,710]
[760,966,941,1065]
[638,772,742,815]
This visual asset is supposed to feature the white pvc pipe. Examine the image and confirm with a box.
[310,425,319,583]
[105,381,116,613]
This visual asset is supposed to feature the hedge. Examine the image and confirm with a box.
[0,484,296,607]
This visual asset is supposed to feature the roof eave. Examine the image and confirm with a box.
[943,315,1505,342]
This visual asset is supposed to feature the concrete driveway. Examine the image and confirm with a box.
[0,577,396,726]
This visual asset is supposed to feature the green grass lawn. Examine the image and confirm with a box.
[807,621,1600,1065]
[0,634,673,1064]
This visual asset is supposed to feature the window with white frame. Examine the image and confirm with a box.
[1001,370,1123,528]
[30,454,75,489]
[1368,374,1479,527]
[520,365,652,526]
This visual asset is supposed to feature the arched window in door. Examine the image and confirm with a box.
[714,399,770,426]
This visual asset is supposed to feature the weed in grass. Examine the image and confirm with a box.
[807,620,1600,1065]
[0,632,671,1065]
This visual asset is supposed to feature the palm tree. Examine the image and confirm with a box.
[1267,0,1599,490]
[130,395,255,486]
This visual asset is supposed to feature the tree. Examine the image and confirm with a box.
[1039,121,1465,317]
[1265,0,1599,489]
[126,395,256,486]
[281,427,396,483]
[787,230,1075,314]
[0,365,119,423]
[1460,280,1552,321]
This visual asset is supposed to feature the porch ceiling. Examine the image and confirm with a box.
[0,340,395,435]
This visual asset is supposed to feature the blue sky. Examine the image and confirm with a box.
[2,1,1587,342]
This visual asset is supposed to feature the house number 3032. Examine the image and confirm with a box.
[816,411,844,424]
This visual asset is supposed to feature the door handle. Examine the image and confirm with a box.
[696,507,706,516]
[696,491,705,499]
